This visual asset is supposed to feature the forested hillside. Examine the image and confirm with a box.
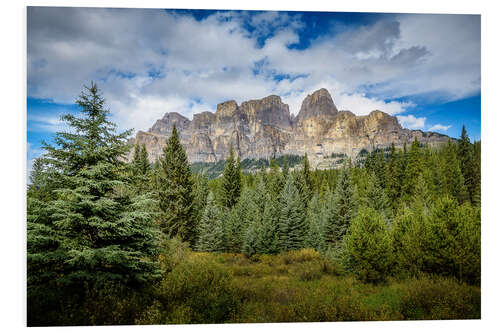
[27,84,481,326]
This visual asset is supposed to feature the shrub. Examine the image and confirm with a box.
[343,207,393,283]
[280,248,322,265]
[399,275,480,320]
[157,255,240,324]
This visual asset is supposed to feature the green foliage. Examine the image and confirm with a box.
[364,171,390,218]
[27,83,161,324]
[441,140,468,203]
[192,173,209,226]
[155,254,239,324]
[131,143,151,194]
[402,138,423,199]
[458,126,481,205]
[305,193,327,252]
[221,144,242,208]
[196,192,225,252]
[399,275,481,320]
[324,166,356,247]
[157,124,197,245]
[343,207,393,283]
[27,81,481,323]
[276,175,307,252]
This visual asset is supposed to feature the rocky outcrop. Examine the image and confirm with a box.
[127,88,450,167]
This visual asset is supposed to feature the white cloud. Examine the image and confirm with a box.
[428,124,452,132]
[27,8,480,134]
[27,114,69,133]
[397,114,426,129]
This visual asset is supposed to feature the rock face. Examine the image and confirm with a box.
[127,88,450,168]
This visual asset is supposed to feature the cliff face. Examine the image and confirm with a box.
[127,88,450,167]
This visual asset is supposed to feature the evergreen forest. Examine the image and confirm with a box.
[27,84,481,325]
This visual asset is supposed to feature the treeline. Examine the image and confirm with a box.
[27,83,481,325]
[187,133,480,285]
[190,154,304,179]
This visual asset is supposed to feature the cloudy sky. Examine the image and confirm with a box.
[27,7,481,169]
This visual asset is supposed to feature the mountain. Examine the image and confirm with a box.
[127,88,449,168]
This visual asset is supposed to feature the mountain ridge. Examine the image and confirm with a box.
[127,88,449,168]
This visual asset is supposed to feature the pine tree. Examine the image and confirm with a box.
[373,148,387,188]
[242,215,262,256]
[305,192,327,252]
[196,192,225,252]
[324,166,356,248]
[258,198,279,254]
[386,143,399,208]
[28,156,57,202]
[220,144,242,208]
[192,173,209,225]
[27,83,161,293]
[131,143,151,193]
[441,140,468,204]
[343,207,393,283]
[393,148,407,203]
[402,138,423,199]
[231,186,259,252]
[268,157,285,198]
[458,126,480,205]
[276,175,307,252]
[157,124,197,245]
[282,156,290,179]
[302,153,313,198]
[365,171,390,218]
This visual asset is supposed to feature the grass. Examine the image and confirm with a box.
[138,248,480,324]
[30,246,479,325]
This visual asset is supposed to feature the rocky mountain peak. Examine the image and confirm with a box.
[149,112,190,135]
[240,94,292,130]
[296,88,338,123]
[215,100,239,120]
[129,88,450,167]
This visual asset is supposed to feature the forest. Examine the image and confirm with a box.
[27,84,481,326]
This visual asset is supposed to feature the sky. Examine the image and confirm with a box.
[27,7,481,174]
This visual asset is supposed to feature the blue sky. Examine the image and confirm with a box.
[27,7,481,171]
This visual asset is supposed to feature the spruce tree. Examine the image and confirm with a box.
[220,144,242,208]
[302,153,313,198]
[305,192,327,252]
[157,124,197,245]
[386,143,399,208]
[258,199,279,254]
[441,140,468,204]
[192,173,210,226]
[282,156,290,179]
[131,143,151,193]
[365,171,390,218]
[324,166,356,248]
[231,186,259,252]
[402,138,423,199]
[242,216,262,256]
[458,126,480,204]
[196,192,224,252]
[276,175,307,252]
[27,82,161,294]
[268,157,285,198]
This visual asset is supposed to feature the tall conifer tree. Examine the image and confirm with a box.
[27,82,161,292]
[157,124,196,245]
[277,175,307,252]
[324,165,356,248]
[221,144,242,208]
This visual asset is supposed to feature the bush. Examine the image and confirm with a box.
[156,254,240,324]
[280,248,322,265]
[343,207,393,283]
[399,275,480,320]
